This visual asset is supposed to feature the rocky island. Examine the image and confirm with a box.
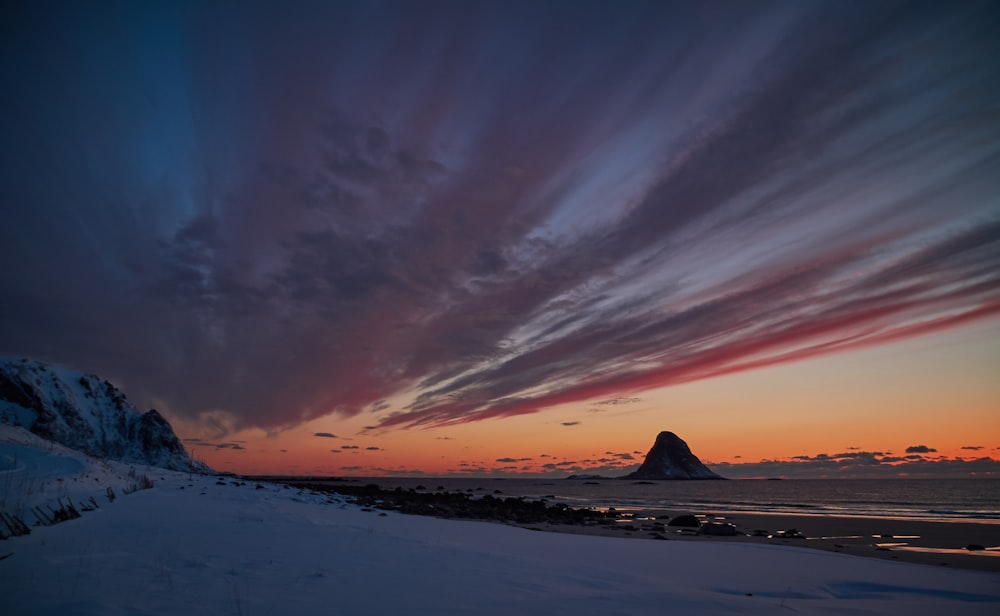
[621,431,725,480]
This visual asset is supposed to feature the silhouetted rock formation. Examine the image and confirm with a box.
[621,431,725,480]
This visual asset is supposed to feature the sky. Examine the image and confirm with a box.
[2,0,999,478]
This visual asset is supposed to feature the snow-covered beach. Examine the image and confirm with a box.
[3,427,999,615]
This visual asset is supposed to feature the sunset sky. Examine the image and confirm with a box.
[2,1,998,478]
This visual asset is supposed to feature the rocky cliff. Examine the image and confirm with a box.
[622,431,725,480]
[0,358,208,472]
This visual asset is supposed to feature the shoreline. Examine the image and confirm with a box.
[524,510,1000,573]
[280,479,1000,573]
[595,505,1000,526]
[7,470,1000,616]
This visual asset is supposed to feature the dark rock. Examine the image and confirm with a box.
[621,432,725,480]
[668,514,701,528]
[135,409,189,462]
[283,482,610,528]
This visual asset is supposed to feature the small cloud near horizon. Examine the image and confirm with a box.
[598,396,642,405]
[215,443,244,450]
[314,432,337,438]
[905,445,937,454]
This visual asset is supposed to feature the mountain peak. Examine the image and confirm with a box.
[622,431,725,480]
[0,357,208,473]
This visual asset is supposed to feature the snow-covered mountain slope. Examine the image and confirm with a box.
[0,358,207,472]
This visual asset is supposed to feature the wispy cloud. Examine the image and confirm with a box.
[1,2,997,434]
[215,443,244,450]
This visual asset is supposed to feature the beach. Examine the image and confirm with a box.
[284,479,1000,573]
[2,432,999,615]
[522,511,1000,573]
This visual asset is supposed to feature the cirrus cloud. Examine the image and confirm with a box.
[1,2,997,436]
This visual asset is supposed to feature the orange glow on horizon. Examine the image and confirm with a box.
[178,320,1000,478]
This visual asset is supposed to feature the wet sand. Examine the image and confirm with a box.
[520,510,1000,572]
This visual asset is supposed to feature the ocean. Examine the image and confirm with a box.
[351,477,1000,523]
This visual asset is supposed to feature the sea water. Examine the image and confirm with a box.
[355,477,1000,522]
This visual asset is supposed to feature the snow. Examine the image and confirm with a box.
[0,358,207,472]
[2,425,999,615]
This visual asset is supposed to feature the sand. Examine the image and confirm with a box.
[520,510,1000,572]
